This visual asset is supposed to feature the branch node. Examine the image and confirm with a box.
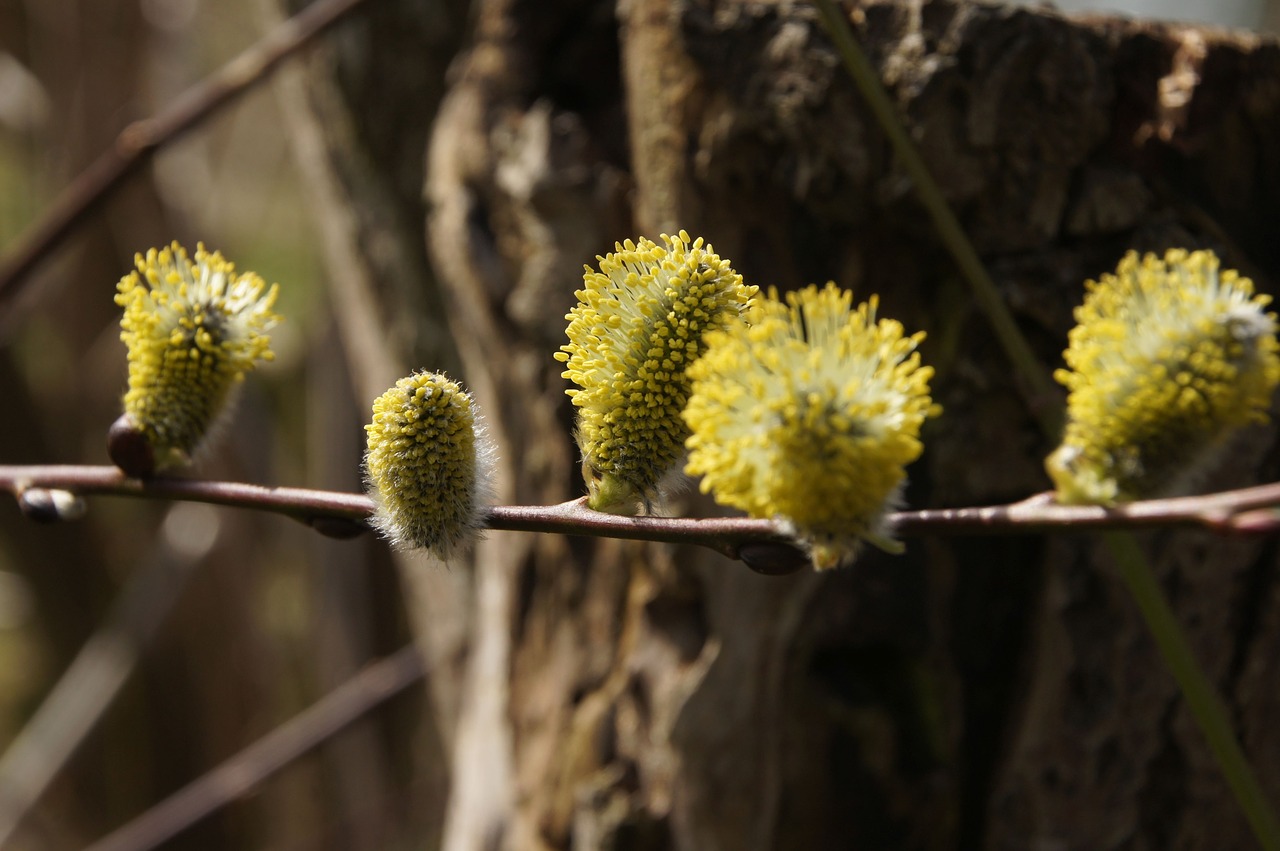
[1223,508,1280,535]
[736,541,809,575]
[17,487,86,523]
[307,515,371,540]
[108,415,156,479]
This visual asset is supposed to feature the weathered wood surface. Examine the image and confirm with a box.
[283,0,1280,847]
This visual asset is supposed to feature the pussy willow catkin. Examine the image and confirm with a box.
[364,371,495,559]
[1047,249,1280,505]
[684,283,940,569]
[113,242,279,474]
[556,231,756,514]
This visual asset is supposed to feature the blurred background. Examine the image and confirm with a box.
[0,1,431,847]
[2,0,1280,849]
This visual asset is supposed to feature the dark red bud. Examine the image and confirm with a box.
[737,541,808,575]
[108,415,156,478]
[18,488,86,523]
[309,516,371,539]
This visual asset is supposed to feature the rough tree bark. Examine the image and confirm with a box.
[283,0,1280,848]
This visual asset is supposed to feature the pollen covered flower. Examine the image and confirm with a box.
[1047,249,1280,505]
[364,371,496,558]
[683,283,940,569]
[554,231,757,514]
[113,242,280,475]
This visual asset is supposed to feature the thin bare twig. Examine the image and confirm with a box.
[82,645,424,851]
[809,4,1280,847]
[891,485,1280,535]
[0,532,205,849]
[810,2,1280,844]
[3,464,371,527]
[5,464,1280,564]
[0,0,376,328]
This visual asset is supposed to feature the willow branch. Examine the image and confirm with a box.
[809,2,1280,844]
[5,465,1280,573]
[83,645,424,851]
[0,536,203,849]
[0,0,375,326]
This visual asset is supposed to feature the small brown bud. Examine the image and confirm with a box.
[737,541,808,576]
[18,488,86,523]
[309,516,371,540]
[108,415,156,478]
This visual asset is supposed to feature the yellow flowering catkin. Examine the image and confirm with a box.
[364,371,495,558]
[1047,249,1280,505]
[554,231,757,514]
[113,242,280,472]
[683,283,940,569]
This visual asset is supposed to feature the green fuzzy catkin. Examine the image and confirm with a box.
[684,283,939,569]
[364,371,495,559]
[115,242,280,469]
[555,230,756,514]
[1048,249,1280,505]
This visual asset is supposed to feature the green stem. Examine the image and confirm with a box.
[1105,531,1280,850]
[809,0,1059,437]
[810,0,1280,842]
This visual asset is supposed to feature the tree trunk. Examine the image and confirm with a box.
[285,0,1280,847]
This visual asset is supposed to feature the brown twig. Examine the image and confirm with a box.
[3,464,371,531]
[6,465,1280,564]
[0,531,206,849]
[0,0,376,328]
[82,645,424,851]
[890,485,1280,535]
